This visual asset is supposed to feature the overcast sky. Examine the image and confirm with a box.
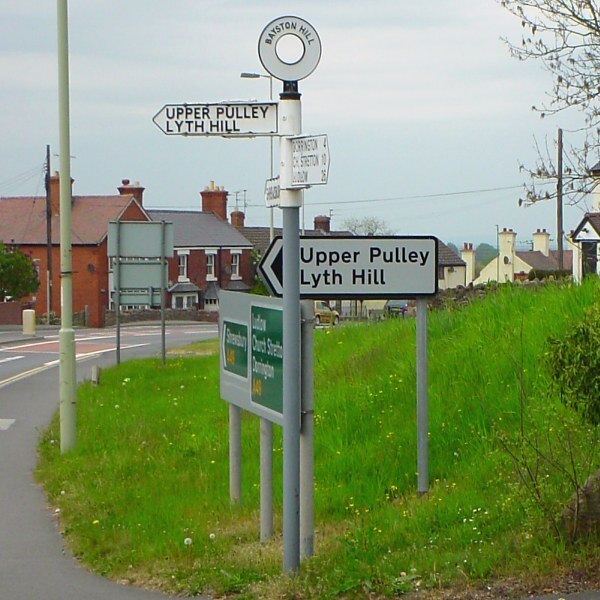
[0,1,594,248]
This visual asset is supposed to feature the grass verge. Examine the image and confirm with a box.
[36,280,600,597]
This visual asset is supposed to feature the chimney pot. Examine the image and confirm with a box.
[118,178,145,206]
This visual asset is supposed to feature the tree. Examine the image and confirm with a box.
[342,216,394,236]
[0,244,39,301]
[500,0,600,205]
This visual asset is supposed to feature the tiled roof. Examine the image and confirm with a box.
[239,227,363,257]
[516,250,573,271]
[572,212,600,240]
[438,241,465,267]
[168,282,200,293]
[147,210,252,248]
[242,227,464,268]
[0,195,140,245]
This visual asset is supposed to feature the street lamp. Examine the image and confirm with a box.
[240,71,275,241]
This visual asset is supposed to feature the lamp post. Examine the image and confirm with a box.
[241,71,276,544]
[240,72,275,241]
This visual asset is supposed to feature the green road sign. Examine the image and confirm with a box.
[251,304,283,414]
[219,291,284,424]
[222,320,249,379]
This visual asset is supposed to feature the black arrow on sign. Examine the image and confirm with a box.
[258,237,284,296]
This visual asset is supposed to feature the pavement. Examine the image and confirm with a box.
[0,323,598,599]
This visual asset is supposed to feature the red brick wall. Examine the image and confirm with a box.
[17,200,149,328]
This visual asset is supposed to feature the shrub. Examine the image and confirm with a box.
[547,303,600,425]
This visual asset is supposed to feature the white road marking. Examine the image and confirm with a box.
[0,419,16,431]
[0,356,25,364]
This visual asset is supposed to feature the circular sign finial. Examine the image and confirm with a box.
[258,16,322,81]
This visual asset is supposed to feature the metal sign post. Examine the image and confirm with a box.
[258,15,322,574]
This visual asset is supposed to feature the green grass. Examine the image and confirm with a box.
[36,280,600,598]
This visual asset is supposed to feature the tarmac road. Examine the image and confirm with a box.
[0,326,210,600]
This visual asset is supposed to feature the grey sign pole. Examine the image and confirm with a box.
[416,297,429,495]
[229,404,242,505]
[160,220,167,366]
[279,81,303,573]
[260,419,274,541]
[300,299,314,559]
[115,220,121,365]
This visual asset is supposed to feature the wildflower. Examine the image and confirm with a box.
[92,519,100,525]
[184,537,192,546]
[209,533,216,541]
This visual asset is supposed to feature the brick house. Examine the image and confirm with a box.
[0,174,150,327]
[147,182,254,312]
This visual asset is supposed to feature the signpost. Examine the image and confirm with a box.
[259,236,439,298]
[291,134,330,187]
[153,102,278,137]
[264,176,281,208]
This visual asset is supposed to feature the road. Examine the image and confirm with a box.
[0,324,215,600]
[0,324,218,389]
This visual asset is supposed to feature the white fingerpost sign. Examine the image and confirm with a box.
[291,134,330,188]
[153,102,278,137]
[264,176,281,207]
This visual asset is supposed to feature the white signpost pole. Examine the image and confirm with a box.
[258,14,322,574]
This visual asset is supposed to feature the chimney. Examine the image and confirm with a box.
[201,180,228,220]
[532,228,550,256]
[498,227,517,282]
[48,171,74,216]
[118,179,145,206]
[461,242,476,285]
[230,210,245,229]
[314,214,331,233]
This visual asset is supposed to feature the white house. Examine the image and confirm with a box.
[570,161,600,283]
[474,227,572,284]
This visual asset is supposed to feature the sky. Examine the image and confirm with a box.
[0,0,595,249]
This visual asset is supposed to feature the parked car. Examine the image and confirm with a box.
[384,299,408,318]
[314,300,339,326]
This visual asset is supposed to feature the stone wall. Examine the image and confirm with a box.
[104,308,218,327]
[0,302,23,325]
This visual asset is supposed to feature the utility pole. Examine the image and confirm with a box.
[557,128,564,271]
[45,145,53,324]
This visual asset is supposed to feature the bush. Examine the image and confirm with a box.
[547,303,600,425]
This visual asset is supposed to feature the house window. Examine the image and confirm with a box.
[207,253,215,279]
[438,266,445,280]
[178,253,188,279]
[231,252,240,278]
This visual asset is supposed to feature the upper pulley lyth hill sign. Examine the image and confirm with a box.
[153,101,278,137]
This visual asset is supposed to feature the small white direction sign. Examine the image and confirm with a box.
[290,134,330,188]
[259,236,439,299]
[153,102,278,137]
[264,177,281,207]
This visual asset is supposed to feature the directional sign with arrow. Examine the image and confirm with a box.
[258,236,439,299]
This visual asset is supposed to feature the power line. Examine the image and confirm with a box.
[0,163,45,195]
[243,182,552,209]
